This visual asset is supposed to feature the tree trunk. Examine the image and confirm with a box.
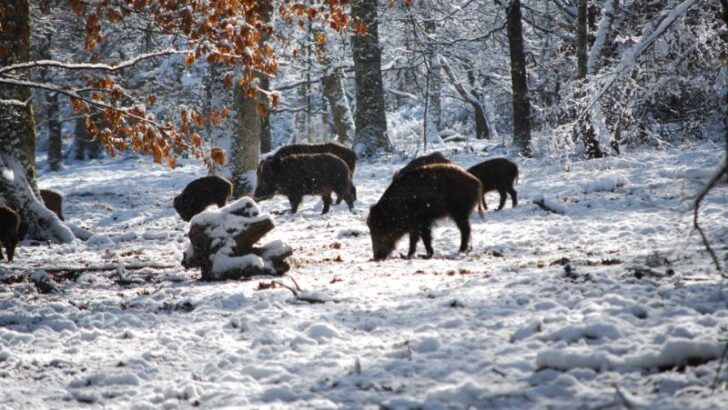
[229,1,270,197]
[74,114,103,160]
[424,19,442,133]
[0,0,73,243]
[506,0,532,156]
[321,66,356,145]
[576,0,589,79]
[351,0,392,157]
[231,81,260,197]
[576,0,605,158]
[46,89,62,171]
[260,76,272,153]
[40,32,63,171]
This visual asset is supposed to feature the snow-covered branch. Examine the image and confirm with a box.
[587,0,698,111]
[0,98,31,107]
[0,48,188,75]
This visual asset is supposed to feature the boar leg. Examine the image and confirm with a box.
[481,196,488,211]
[5,240,15,262]
[407,231,420,258]
[508,187,518,207]
[421,225,434,259]
[288,194,303,214]
[454,217,472,253]
[0,244,4,261]
[321,193,333,214]
[497,187,508,210]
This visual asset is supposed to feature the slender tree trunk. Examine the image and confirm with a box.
[576,0,605,158]
[316,28,355,145]
[577,0,589,79]
[46,89,62,170]
[506,0,532,156]
[352,0,392,157]
[424,19,442,133]
[260,76,272,153]
[321,66,355,145]
[41,33,62,171]
[74,114,103,160]
[0,0,73,243]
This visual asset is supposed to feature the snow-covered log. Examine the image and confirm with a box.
[182,198,292,281]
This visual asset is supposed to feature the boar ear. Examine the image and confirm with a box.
[268,155,282,172]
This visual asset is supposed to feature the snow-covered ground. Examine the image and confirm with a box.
[1,139,727,409]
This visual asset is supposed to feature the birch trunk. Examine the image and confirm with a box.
[352,0,392,157]
[0,0,73,243]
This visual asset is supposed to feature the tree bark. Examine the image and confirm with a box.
[316,29,355,145]
[40,33,62,171]
[352,0,392,157]
[576,0,605,158]
[576,0,589,79]
[231,81,261,197]
[0,0,73,243]
[506,0,532,156]
[74,114,103,160]
[424,19,442,133]
[229,1,271,197]
[260,75,273,153]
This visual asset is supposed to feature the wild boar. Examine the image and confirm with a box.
[174,175,233,221]
[367,164,483,260]
[271,142,357,203]
[254,153,355,214]
[467,158,519,210]
[40,189,64,221]
[392,151,451,180]
[0,205,20,262]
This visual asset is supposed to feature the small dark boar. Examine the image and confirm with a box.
[254,153,355,214]
[40,189,64,221]
[392,151,451,180]
[467,158,518,210]
[0,205,20,262]
[272,142,357,203]
[367,164,483,260]
[174,175,233,221]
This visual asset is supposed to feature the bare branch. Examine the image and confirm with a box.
[693,165,727,276]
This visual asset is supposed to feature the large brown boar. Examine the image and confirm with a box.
[0,206,20,262]
[174,175,233,221]
[40,189,64,221]
[392,151,451,180]
[367,164,483,260]
[254,153,355,214]
[467,158,518,210]
[272,142,357,203]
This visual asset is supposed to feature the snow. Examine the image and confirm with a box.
[0,139,727,408]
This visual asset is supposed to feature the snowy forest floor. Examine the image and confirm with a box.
[1,139,727,409]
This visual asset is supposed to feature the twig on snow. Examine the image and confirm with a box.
[693,165,727,277]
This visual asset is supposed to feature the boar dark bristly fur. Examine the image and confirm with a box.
[271,142,357,203]
[467,158,519,211]
[367,164,483,260]
[254,153,356,215]
[392,151,451,180]
[273,142,357,174]
[40,189,64,221]
[0,206,20,262]
[174,175,233,221]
